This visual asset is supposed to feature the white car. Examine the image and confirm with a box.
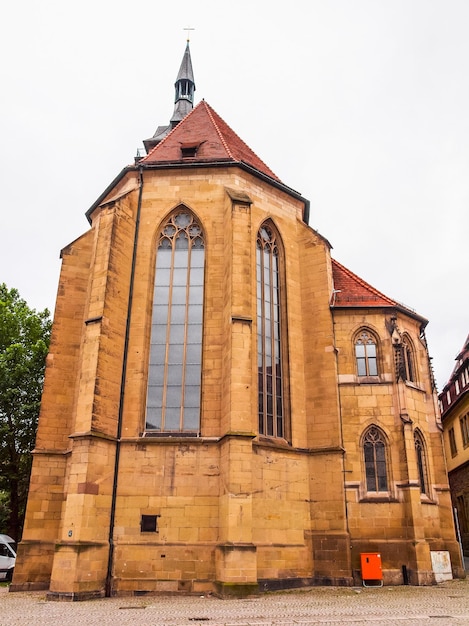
[0,534,16,582]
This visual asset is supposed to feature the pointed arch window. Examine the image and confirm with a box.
[145,210,204,433]
[257,223,287,439]
[402,335,416,382]
[414,430,429,496]
[355,330,378,377]
[363,426,388,492]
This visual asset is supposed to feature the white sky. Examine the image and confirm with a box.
[0,0,468,391]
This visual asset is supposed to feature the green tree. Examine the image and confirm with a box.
[0,284,51,541]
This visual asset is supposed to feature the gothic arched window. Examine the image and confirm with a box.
[256,222,287,439]
[363,426,388,492]
[145,210,204,433]
[355,330,378,377]
[414,430,429,496]
[402,335,416,382]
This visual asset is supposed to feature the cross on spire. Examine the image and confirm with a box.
[183,26,195,42]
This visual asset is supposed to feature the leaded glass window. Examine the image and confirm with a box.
[355,331,378,377]
[414,430,429,495]
[363,426,388,492]
[257,223,285,438]
[145,211,204,432]
[402,336,415,382]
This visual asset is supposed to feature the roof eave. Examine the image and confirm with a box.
[331,303,428,326]
[86,158,310,225]
[137,158,311,223]
[85,165,137,223]
[440,387,469,420]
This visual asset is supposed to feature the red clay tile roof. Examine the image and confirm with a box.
[331,258,399,308]
[141,100,280,181]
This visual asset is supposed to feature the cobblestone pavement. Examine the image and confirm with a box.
[1,579,469,626]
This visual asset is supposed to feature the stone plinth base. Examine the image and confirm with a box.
[46,589,105,602]
[214,581,259,598]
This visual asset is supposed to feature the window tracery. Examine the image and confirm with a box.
[414,430,429,496]
[145,210,204,432]
[256,222,287,439]
[363,426,388,492]
[355,330,378,377]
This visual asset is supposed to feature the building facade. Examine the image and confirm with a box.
[439,334,469,556]
[11,43,463,599]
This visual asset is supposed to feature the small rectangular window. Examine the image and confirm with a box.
[457,495,469,533]
[140,514,159,532]
[460,414,469,448]
[180,144,199,158]
[449,427,457,457]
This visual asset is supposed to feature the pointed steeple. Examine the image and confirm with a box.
[170,41,195,125]
[143,41,196,154]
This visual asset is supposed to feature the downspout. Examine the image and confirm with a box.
[105,166,144,597]
[330,308,351,572]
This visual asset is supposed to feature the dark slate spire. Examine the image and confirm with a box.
[170,41,195,124]
[143,41,196,154]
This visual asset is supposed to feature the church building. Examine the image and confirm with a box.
[12,42,463,599]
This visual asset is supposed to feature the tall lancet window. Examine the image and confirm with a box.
[257,222,286,439]
[414,430,429,496]
[146,210,204,433]
[363,426,389,492]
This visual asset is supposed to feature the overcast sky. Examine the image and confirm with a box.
[1,0,468,391]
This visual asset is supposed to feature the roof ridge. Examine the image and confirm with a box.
[202,100,234,159]
[203,101,280,181]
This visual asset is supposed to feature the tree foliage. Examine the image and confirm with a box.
[0,284,51,540]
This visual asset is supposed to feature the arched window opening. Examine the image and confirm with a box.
[414,430,429,496]
[355,330,378,377]
[145,210,204,433]
[363,426,388,492]
[257,223,286,439]
[402,335,416,382]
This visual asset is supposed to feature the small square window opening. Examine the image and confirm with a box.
[140,514,160,532]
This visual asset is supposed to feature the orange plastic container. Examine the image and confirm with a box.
[360,552,383,586]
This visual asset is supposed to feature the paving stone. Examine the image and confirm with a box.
[2,578,469,625]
